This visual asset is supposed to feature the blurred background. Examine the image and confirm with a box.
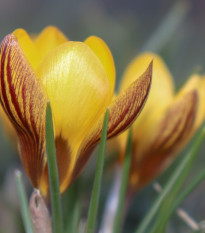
[0,0,205,232]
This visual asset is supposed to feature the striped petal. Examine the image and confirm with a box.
[129,90,197,189]
[68,61,153,188]
[0,34,47,187]
[120,53,175,146]
[177,74,205,132]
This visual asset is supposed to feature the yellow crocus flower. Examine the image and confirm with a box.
[118,53,205,191]
[0,26,152,195]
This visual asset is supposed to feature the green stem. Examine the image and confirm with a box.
[15,170,33,233]
[113,128,132,233]
[86,109,109,233]
[46,101,63,233]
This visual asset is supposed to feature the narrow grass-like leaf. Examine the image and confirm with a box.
[135,122,205,233]
[150,191,177,233]
[140,0,189,53]
[15,170,34,233]
[153,162,205,233]
[150,123,205,233]
[64,177,82,233]
[168,168,205,225]
[86,109,109,233]
[46,101,63,233]
[113,127,132,233]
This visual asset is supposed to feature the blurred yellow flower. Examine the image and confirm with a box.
[0,26,152,195]
[119,53,205,191]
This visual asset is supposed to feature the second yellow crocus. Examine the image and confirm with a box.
[119,53,205,190]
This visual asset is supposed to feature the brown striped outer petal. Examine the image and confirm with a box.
[130,90,197,189]
[0,34,47,187]
[149,90,197,152]
[107,61,153,138]
[70,62,153,186]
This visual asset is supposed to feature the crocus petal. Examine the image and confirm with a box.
[85,36,116,93]
[13,29,39,69]
[107,61,153,138]
[68,62,153,188]
[120,53,175,144]
[0,34,47,187]
[34,26,68,63]
[177,74,205,132]
[13,26,68,70]
[130,90,197,189]
[36,41,112,194]
[37,41,112,144]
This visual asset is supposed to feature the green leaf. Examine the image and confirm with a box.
[151,122,205,233]
[140,0,190,53]
[15,170,34,233]
[135,122,205,233]
[168,168,205,226]
[46,101,63,233]
[86,109,109,233]
[64,177,82,233]
[113,127,132,233]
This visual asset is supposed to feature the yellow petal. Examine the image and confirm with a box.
[13,28,39,69]
[84,36,115,93]
[130,90,197,189]
[36,41,112,194]
[37,41,111,145]
[0,34,47,187]
[120,53,175,147]
[34,26,68,63]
